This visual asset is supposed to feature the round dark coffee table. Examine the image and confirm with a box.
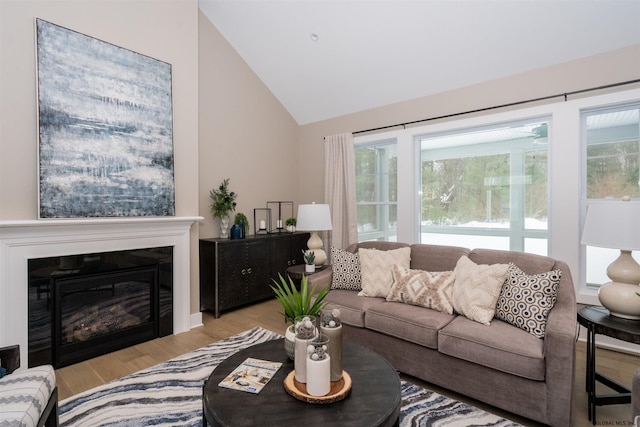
[202,339,401,426]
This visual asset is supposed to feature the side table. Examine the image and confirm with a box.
[286,264,329,287]
[577,306,640,424]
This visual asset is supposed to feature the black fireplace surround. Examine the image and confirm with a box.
[28,247,173,368]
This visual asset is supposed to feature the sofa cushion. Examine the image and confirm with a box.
[0,365,56,426]
[439,316,546,381]
[323,290,385,328]
[330,246,362,291]
[495,263,562,338]
[451,255,509,325]
[365,301,456,349]
[387,265,455,314]
[358,247,411,298]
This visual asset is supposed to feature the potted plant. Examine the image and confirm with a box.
[285,217,296,232]
[209,178,237,238]
[234,212,250,236]
[271,273,329,360]
[303,250,315,273]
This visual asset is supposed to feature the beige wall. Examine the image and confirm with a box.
[198,11,299,241]
[0,0,201,311]
[298,44,640,204]
[1,1,638,318]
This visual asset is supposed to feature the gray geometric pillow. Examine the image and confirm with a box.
[330,246,361,291]
[495,263,562,338]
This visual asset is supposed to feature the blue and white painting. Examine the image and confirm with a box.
[36,19,175,218]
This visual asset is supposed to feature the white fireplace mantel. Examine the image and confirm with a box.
[0,216,203,366]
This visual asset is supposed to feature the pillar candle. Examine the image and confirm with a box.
[259,220,266,230]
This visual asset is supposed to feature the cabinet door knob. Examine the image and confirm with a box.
[241,269,247,275]
[247,268,252,274]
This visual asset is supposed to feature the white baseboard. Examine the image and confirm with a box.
[189,312,203,329]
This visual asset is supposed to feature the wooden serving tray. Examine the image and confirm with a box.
[283,370,352,404]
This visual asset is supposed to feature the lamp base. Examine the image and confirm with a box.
[598,281,640,320]
[306,231,327,266]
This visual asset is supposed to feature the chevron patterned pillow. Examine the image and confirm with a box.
[387,265,455,314]
[357,247,411,298]
[451,255,509,325]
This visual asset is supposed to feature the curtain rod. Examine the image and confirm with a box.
[352,79,640,136]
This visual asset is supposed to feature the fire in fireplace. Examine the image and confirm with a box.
[28,247,173,368]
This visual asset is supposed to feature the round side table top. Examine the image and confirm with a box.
[577,306,640,345]
[203,339,401,427]
[286,264,329,280]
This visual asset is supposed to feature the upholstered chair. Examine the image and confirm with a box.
[0,345,58,426]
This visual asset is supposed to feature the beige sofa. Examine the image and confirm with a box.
[307,241,577,426]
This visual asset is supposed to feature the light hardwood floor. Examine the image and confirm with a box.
[56,298,639,427]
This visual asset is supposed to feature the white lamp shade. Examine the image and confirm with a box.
[296,203,333,231]
[581,200,640,250]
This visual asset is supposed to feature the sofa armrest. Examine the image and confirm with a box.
[307,267,333,294]
[633,368,640,418]
[0,344,20,374]
[542,260,577,426]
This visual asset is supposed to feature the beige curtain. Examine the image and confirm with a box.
[324,133,358,251]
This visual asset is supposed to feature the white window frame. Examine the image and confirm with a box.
[354,139,398,242]
[355,88,640,307]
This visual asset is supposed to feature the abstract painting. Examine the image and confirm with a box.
[36,19,175,218]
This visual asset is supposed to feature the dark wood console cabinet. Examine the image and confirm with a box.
[199,232,309,318]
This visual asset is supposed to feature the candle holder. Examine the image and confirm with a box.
[306,333,330,396]
[267,201,293,234]
[294,315,317,383]
[253,208,271,235]
[320,308,343,381]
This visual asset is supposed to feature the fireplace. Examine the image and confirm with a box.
[0,217,201,367]
[28,247,173,368]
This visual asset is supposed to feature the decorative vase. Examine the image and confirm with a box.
[305,264,315,273]
[306,334,330,396]
[230,223,242,239]
[320,308,343,382]
[284,324,296,360]
[219,215,230,238]
[294,315,316,383]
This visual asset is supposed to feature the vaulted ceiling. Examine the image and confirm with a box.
[199,0,640,125]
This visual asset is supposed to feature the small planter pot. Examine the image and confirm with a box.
[305,264,315,273]
[284,325,296,360]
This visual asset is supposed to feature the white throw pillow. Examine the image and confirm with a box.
[358,247,411,298]
[451,255,509,325]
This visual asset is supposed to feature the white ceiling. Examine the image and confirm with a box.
[199,0,640,125]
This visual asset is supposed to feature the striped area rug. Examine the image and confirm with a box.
[59,326,521,426]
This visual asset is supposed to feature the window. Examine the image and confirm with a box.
[418,119,550,254]
[582,103,640,287]
[355,140,397,241]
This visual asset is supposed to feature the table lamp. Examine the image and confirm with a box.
[581,197,640,319]
[296,203,333,266]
